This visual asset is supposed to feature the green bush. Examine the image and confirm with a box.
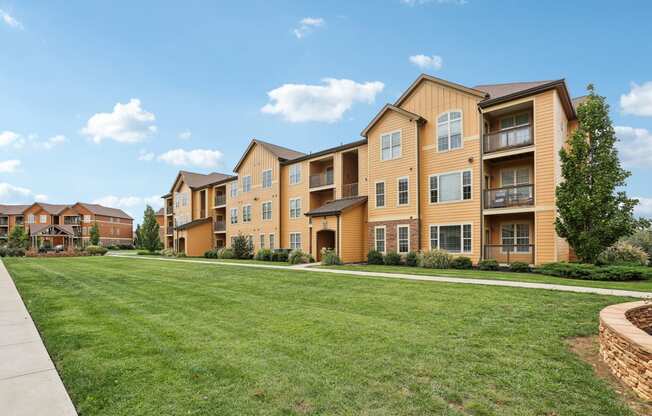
[535,262,652,281]
[204,249,218,259]
[367,250,384,265]
[509,261,530,273]
[137,250,160,256]
[272,250,289,262]
[421,249,453,269]
[321,248,342,265]
[85,245,108,256]
[219,248,234,259]
[289,249,312,265]
[0,247,25,257]
[160,248,175,257]
[405,251,419,267]
[255,248,273,261]
[478,259,499,271]
[383,251,402,266]
[232,234,253,259]
[623,229,652,265]
[176,252,187,258]
[597,242,649,266]
[450,256,473,269]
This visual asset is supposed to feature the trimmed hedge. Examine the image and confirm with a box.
[85,245,108,256]
[450,256,472,270]
[367,250,384,265]
[0,247,26,257]
[478,259,499,271]
[383,251,402,266]
[535,262,652,281]
[405,251,419,267]
[509,262,530,273]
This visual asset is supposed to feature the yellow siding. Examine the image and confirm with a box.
[280,160,310,251]
[339,204,367,262]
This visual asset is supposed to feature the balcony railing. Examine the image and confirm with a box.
[166,226,173,235]
[310,171,334,188]
[484,184,534,209]
[15,217,24,225]
[214,221,226,232]
[484,244,535,265]
[342,182,359,198]
[214,194,226,206]
[166,205,174,215]
[63,216,81,225]
[484,125,533,153]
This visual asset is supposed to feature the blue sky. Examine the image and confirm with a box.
[1,0,652,224]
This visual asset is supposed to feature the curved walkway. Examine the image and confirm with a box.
[111,255,652,299]
[0,259,77,416]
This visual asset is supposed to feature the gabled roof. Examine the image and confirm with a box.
[156,208,164,216]
[74,203,133,220]
[361,104,425,137]
[175,217,212,231]
[281,139,367,165]
[169,170,236,194]
[304,196,368,217]
[26,202,70,215]
[28,223,76,236]
[233,139,305,172]
[394,74,487,108]
[473,80,556,101]
[0,204,29,215]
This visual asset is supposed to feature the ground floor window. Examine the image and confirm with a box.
[269,234,275,250]
[429,224,472,253]
[501,223,530,252]
[259,234,265,249]
[397,225,409,253]
[290,232,301,250]
[374,226,385,253]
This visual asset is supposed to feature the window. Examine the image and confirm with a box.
[397,225,409,254]
[28,214,35,224]
[230,208,238,224]
[429,171,472,203]
[289,164,301,185]
[230,182,238,198]
[289,198,301,219]
[260,234,265,249]
[429,224,472,253]
[269,234,275,250]
[375,182,385,208]
[381,131,401,161]
[499,113,531,146]
[501,167,530,187]
[242,176,251,193]
[290,232,301,250]
[437,111,462,151]
[40,215,47,223]
[262,201,272,220]
[262,170,272,188]
[374,226,386,253]
[397,177,409,206]
[242,205,252,223]
[84,215,91,223]
[500,113,530,130]
[501,224,530,252]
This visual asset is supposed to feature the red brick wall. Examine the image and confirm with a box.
[367,219,419,253]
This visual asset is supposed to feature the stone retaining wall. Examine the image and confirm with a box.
[599,301,652,401]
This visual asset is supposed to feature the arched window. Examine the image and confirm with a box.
[437,111,462,152]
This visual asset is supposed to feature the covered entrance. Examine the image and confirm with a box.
[315,229,336,261]
[29,224,79,251]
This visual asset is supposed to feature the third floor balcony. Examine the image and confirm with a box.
[213,220,226,232]
[484,125,533,154]
[310,170,334,189]
[214,194,226,207]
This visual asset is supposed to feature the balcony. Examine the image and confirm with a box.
[213,221,226,232]
[483,125,533,154]
[214,194,226,207]
[15,217,24,226]
[484,244,535,265]
[0,217,8,226]
[484,184,534,210]
[166,226,173,235]
[63,216,81,225]
[342,182,358,198]
[310,171,334,189]
[166,204,174,215]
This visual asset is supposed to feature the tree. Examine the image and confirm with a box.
[134,224,142,249]
[140,205,161,253]
[231,234,253,259]
[555,84,639,263]
[7,225,29,249]
[89,222,100,245]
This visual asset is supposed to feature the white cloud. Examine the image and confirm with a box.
[615,126,652,168]
[178,130,192,140]
[0,182,47,204]
[261,78,384,123]
[0,160,21,173]
[621,82,652,117]
[0,131,20,147]
[0,9,23,29]
[635,197,652,218]
[157,149,223,168]
[409,54,443,70]
[92,195,163,223]
[138,149,155,161]
[81,98,157,144]
[293,17,324,39]
[34,134,66,150]
[401,0,467,5]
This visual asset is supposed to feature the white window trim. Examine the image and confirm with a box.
[261,200,272,221]
[230,207,238,224]
[498,112,531,131]
[262,169,273,189]
[259,234,265,249]
[428,223,473,253]
[380,129,402,161]
[374,181,386,209]
[289,164,302,185]
[40,215,47,223]
[396,176,409,207]
[436,110,464,153]
[289,197,301,219]
[269,233,275,250]
[242,204,252,223]
[397,225,410,254]
[499,166,532,188]
[428,169,473,205]
[500,222,532,254]
[374,225,386,254]
[289,232,302,250]
[242,175,252,193]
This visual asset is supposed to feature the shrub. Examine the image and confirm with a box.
[137,250,160,256]
[535,262,652,281]
[367,250,384,265]
[623,229,652,265]
[85,245,108,256]
[255,248,273,261]
[219,248,234,259]
[272,249,289,262]
[0,247,25,257]
[509,261,530,273]
[597,241,649,266]
[383,251,402,266]
[160,248,175,257]
[107,245,119,250]
[421,249,453,269]
[204,249,218,259]
[405,251,419,267]
[176,252,187,258]
[232,234,253,259]
[450,256,473,269]
[289,249,312,265]
[478,259,499,271]
[118,244,135,250]
[321,248,342,265]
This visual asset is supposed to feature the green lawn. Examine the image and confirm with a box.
[318,263,652,293]
[4,257,636,416]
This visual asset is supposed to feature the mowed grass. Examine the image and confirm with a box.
[4,257,636,416]
[319,263,652,293]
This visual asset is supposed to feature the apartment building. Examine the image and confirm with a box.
[163,74,580,264]
[0,202,133,249]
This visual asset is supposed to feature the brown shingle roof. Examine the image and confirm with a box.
[304,196,367,217]
[0,204,29,215]
[34,203,70,215]
[473,80,556,100]
[361,104,425,137]
[233,139,305,172]
[28,223,76,236]
[76,203,133,220]
[180,171,235,189]
[156,208,164,216]
[174,217,211,230]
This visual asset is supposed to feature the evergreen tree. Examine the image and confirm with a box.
[140,205,161,253]
[89,222,100,245]
[555,84,639,263]
[7,225,29,249]
[134,224,142,248]
[231,234,253,259]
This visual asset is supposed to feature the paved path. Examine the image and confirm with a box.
[0,259,77,416]
[110,255,652,299]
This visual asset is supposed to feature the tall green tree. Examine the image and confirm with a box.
[140,205,161,253]
[134,224,142,248]
[89,222,100,245]
[7,225,29,249]
[555,84,639,263]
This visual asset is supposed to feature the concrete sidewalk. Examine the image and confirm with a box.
[0,259,77,416]
[112,254,652,299]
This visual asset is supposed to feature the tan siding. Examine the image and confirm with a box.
[340,204,367,262]
[280,159,310,250]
